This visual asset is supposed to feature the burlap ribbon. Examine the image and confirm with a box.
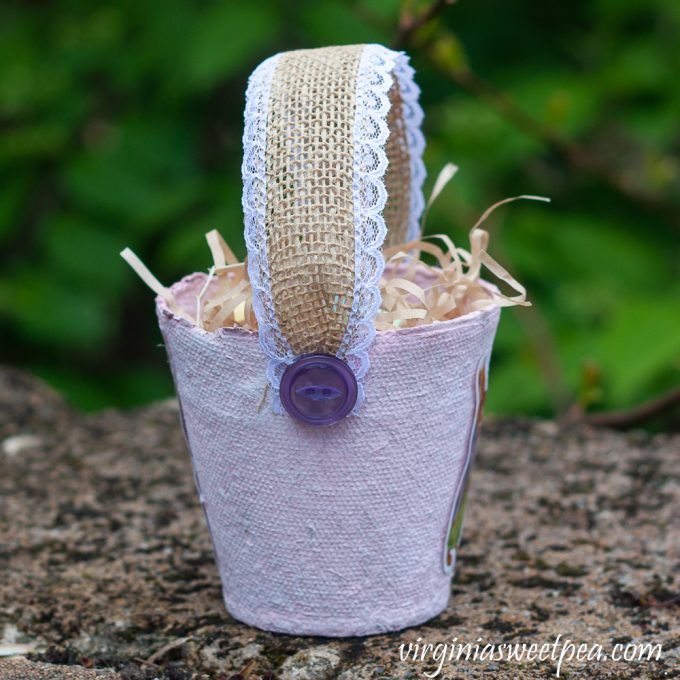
[242,44,425,376]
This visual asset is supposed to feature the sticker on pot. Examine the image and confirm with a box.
[443,353,490,573]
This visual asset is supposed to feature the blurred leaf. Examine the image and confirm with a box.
[501,212,673,297]
[430,33,469,74]
[31,364,117,411]
[0,269,112,350]
[486,351,552,417]
[299,0,389,45]
[598,40,674,96]
[437,97,543,175]
[0,123,68,163]
[174,3,278,91]
[156,197,243,277]
[580,295,680,405]
[42,216,128,291]
[507,71,603,137]
[64,118,202,228]
[0,172,32,242]
[111,364,174,408]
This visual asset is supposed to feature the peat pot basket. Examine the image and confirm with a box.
[157,45,501,637]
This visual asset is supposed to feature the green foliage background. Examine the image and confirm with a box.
[1,0,678,421]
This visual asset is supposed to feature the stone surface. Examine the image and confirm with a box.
[0,366,678,679]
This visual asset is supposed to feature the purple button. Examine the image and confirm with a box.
[280,354,358,426]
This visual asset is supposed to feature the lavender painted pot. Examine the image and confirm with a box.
[158,273,500,637]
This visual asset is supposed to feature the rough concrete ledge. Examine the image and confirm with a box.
[0,367,678,679]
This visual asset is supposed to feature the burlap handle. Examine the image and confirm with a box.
[242,44,425,406]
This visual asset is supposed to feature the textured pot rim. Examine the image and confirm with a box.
[156,271,501,342]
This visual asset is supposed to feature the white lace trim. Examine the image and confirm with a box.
[337,45,426,411]
[241,53,293,413]
[242,46,426,414]
[394,53,427,241]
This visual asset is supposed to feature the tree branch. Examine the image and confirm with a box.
[395,4,679,229]
[433,66,673,217]
[392,0,456,50]
[577,386,680,429]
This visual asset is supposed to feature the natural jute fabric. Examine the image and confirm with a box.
[383,77,412,248]
[264,45,416,356]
